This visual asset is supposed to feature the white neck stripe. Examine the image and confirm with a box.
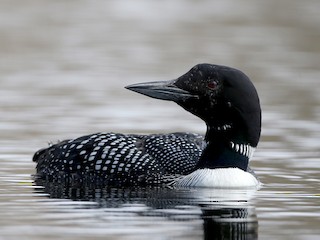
[230,142,255,159]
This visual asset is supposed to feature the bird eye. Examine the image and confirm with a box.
[207,81,218,90]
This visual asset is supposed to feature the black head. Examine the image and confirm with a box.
[126,63,261,147]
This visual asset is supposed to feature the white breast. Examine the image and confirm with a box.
[174,168,261,188]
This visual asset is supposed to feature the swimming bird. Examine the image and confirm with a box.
[33,64,261,188]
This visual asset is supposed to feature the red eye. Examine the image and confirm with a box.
[207,81,218,90]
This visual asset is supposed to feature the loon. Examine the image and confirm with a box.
[33,64,261,188]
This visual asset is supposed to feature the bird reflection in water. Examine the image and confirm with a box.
[34,180,258,239]
[202,206,257,239]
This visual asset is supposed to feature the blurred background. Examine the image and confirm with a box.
[0,0,319,239]
[1,0,319,140]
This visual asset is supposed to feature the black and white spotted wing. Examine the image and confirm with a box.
[33,132,204,186]
[143,133,204,174]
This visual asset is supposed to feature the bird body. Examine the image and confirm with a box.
[33,64,261,188]
[34,132,204,186]
[175,168,260,188]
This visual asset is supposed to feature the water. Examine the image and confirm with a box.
[1,0,320,239]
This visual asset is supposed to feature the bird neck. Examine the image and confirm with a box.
[196,126,253,171]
